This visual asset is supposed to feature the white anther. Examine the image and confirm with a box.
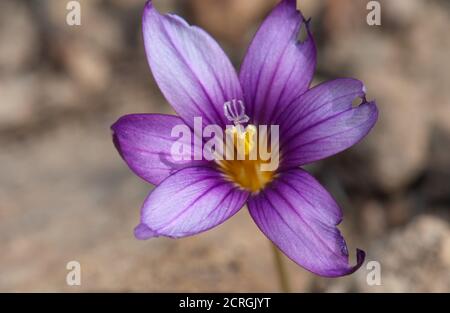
[224,99,250,126]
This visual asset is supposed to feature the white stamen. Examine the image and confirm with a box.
[224,99,249,126]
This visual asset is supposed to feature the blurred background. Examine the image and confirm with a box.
[0,0,449,292]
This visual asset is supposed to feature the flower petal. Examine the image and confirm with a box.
[142,1,243,129]
[278,78,378,168]
[112,114,205,185]
[248,168,365,277]
[136,166,249,239]
[239,0,316,125]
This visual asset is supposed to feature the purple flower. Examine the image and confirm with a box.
[112,0,378,277]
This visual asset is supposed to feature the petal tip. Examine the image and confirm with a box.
[330,248,365,277]
[350,248,366,274]
[333,248,366,277]
[110,118,126,158]
[285,0,297,8]
[111,130,123,158]
[110,114,130,133]
[362,84,367,94]
[134,223,159,240]
[364,100,380,126]
[356,248,366,264]
[144,0,153,9]
[142,0,157,22]
[110,118,120,133]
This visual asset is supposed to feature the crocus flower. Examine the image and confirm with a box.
[112,0,378,277]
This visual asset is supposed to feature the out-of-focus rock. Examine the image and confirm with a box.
[421,128,450,204]
[0,1,40,73]
[404,2,450,135]
[321,0,438,193]
[364,0,449,192]
[385,195,416,227]
[382,0,426,27]
[186,0,323,60]
[363,71,430,192]
[60,42,111,92]
[40,71,80,110]
[434,102,450,135]
[323,0,367,37]
[360,200,387,238]
[319,215,450,292]
[442,235,450,268]
[107,76,171,118]
[45,0,124,55]
[150,0,179,13]
[331,70,431,193]
[0,75,38,130]
[43,0,125,92]
[188,0,277,47]
[297,0,324,19]
[358,215,450,292]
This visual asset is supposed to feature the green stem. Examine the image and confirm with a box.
[271,243,291,293]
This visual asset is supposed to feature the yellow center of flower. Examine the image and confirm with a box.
[218,125,276,193]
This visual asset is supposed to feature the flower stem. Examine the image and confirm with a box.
[271,243,291,293]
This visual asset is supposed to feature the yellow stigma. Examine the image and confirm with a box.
[218,125,276,193]
[233,124,256,156]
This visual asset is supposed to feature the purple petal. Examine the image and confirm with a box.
[136,166,249,239]
[112,114,205,185]
[239,0,316,125]
[278,78,378,168]
[248,168,365,277]
[142,1,243,129]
